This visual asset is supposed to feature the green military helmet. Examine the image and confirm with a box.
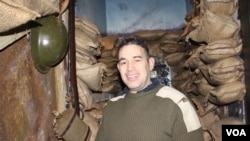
[30,15,68,73]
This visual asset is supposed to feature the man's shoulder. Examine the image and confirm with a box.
[156,86,202,132]
[155,86,187,102]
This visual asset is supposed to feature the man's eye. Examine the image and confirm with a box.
[135,59,141,62]
[119,61,126,65]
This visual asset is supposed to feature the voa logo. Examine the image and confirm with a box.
[226,129,246,136]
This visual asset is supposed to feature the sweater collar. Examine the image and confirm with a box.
[119,78,161,95]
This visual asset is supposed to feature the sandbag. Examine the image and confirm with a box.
[102,80,122,94]
[0,0,59,32]
[131,29,167,41]
[75,29,101,56]
[200,38,242,63]
[160,30,183,42]
[77,78,95,110]
[102,75,119,84]
[191,96,217,117]
[186,9,240,43]
[76,48,97,65]
[193,77,215,97]
[101,35,119,50]
[199,56,244,85]
[164,52,189,66]
[200,110,220,129]
[209,81,246,105]
[77,63,105,92]
[76,61,92,71]
[160,42,187,53]
[169,61,186,73]
[75,16,101,44]
[171,70,197,93]
[102,66,119,77]
[185,46,206,69]
[201,0,238,15]
[148,41,164,57]
[75,29,100,48]
[172,70,193,82]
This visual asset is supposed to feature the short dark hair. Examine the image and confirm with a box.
[114,37,150,59]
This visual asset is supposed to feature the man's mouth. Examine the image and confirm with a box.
[127,74,138,80]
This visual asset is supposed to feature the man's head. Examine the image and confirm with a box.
[115,37,155,93]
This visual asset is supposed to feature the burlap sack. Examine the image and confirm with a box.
[209,80,246,105]
[75,29,100,48]
[200,110,220,129]
[102,75,119,84]
[101,35,119,50]
[148,41,164,57]
[77,78,94,110]
[0,0,59,32]
[101,80,122,94]
[172,70,193,82]
[200,38,242,63]
[98,58,117,70]
[190,96,218,117]
[160,30,183,43]
[0,30,27,50]
[75,29,101,56]
[99,49,114,58]
[170,61,186,73]
[199,56,244,85]
[131,29,167,41]
[76,47,97,64]
[186,9,240,43]
[160,42,186,53]
[77,63,105,92]
[103,69,118,78]
[75,17,101,44]
[201,0,238,15]
[185,46,206,69]
[98,53,117,63]
[76,61,92,71]
[76,44,101,57]
[193,77,215,97]
[164,52,189,66]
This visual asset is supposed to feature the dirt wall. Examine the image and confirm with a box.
[0,37,58,141]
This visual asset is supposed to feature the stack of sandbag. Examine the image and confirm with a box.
[75,16,105,110]
[75,16,106,141]
[159,30,191,89]
[175,0,246,140]
[98,34,123,94]
[181,0,246,106]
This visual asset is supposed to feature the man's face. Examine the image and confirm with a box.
[117,44,155,93]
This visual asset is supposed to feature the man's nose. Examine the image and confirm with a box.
[127,61,135,70]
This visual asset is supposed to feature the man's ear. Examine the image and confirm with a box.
[117,63,120,70]
[149,57,155,71]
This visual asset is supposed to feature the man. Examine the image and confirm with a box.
[95,37,204,141]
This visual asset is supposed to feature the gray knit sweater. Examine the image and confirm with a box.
[95,85,204,141]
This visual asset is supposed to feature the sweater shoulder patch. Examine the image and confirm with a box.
[156,86,201,132]
[110,94,125,102]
